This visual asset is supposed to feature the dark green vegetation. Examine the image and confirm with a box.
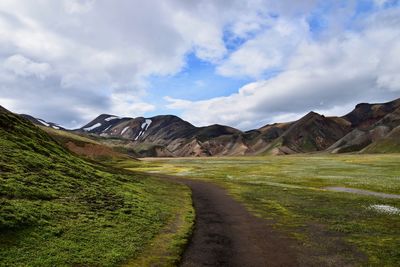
[0,108,193,266]
[134,155,400,266]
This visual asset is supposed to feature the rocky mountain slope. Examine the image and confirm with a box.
[21,97,400,157]
[77,114,244,156]
[327,98,400,153]
[264,112,351,154]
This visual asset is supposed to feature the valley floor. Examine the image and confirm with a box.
[120,154,400,266]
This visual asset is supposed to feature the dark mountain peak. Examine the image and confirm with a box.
[151,114,188,123]
[294,111,325,125]
[98,113,119,119]
[79,114,132,133]
[355,102,371,109]
[151,114,180,119]
[150,115,196,129]
[205,123,241,131]
[277,110,351,153]
[305,111,323,118]
[343,98,400,129]
[92,114,128,122]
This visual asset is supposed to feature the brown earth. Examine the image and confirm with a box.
[65,141,126,160]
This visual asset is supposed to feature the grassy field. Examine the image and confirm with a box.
[122,154,400,266]
[0,111,194,266]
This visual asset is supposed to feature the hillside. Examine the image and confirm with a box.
[264,112,351,154]
[362,126,400,153]
[40,125,138,161]
[0,106,193,266]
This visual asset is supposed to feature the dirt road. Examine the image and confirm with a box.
[176,179,299,267]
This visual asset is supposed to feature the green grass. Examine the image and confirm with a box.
[362,132,400,153]
[0,111,193,266]
[128,154,400,266]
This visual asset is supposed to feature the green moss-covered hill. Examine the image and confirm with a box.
[362,126,400,153]
[0,106,192,266]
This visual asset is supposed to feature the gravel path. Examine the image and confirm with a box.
[176,179,300,267]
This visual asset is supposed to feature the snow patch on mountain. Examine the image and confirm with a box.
[103,125,112,132]
[121,126,130,135]
[105,116,120,121]
[84,123,102,131]
[142,119,152,130]
[38,119,50,127]
[135,119,152,141]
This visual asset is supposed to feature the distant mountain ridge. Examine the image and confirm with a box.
[16,97,400,157]
[20,114,66,131]
[76,114,243,156]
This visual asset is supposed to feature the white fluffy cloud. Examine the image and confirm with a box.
[166,6,400,129]
[3,55,51,80]
[218,18,309,78]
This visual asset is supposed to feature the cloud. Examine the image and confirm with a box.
[110,93,155,118]
[218,18,309,78]
[166,6,400,130]
[63,0,95,14]
[3,54,52,80]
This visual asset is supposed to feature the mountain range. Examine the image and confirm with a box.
[13,97,400,157]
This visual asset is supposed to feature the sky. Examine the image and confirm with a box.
[0,0,399,130]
